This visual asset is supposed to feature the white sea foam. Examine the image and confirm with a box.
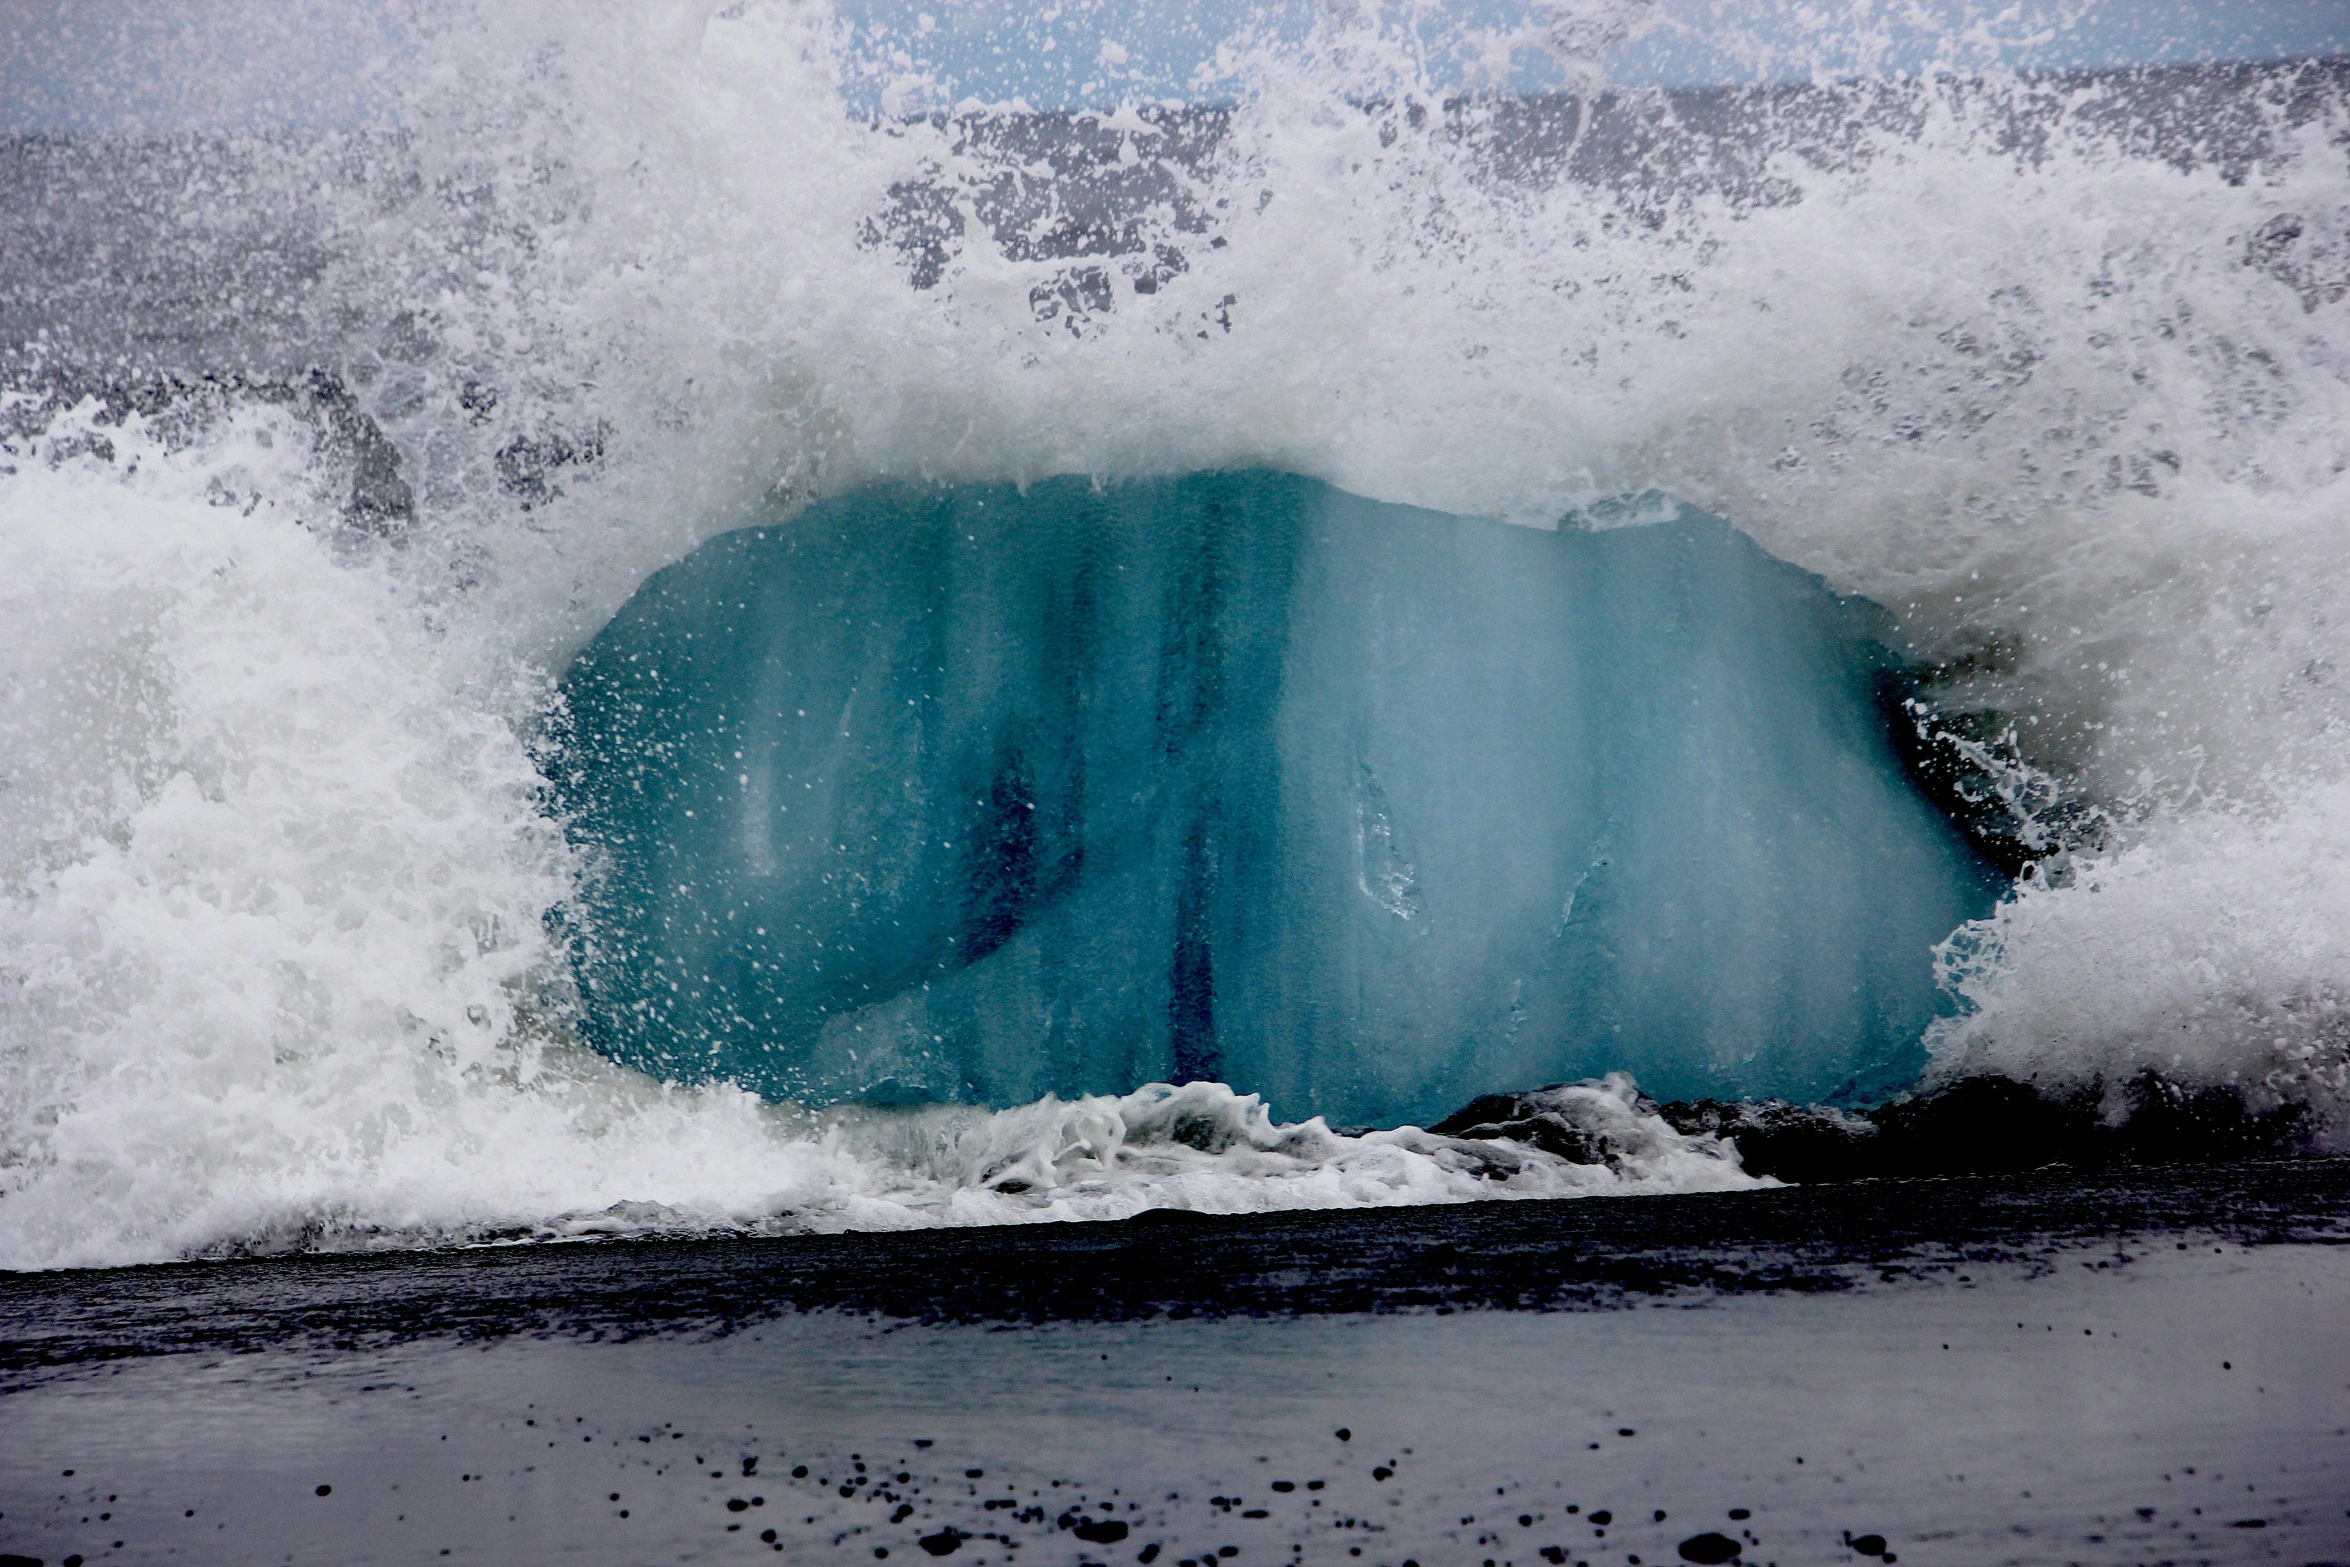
[3,1,2347,1267]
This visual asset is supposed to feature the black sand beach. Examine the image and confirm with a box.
[5,1161,2347,1566]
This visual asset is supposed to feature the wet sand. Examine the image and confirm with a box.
[3,1162,2347,1566]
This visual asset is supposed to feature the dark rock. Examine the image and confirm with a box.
[1677,1536,1741,1565]
[1652,1070,2315,1184]
[1654,1099,1880,1183]
[2105,1076,2313,1166]
[919,1529,967,1556]
[1847,1534,1887,1556]
[1074,1520,1131,1544]
[1867,1079,2093,1178]
[1588,1511,1612,1526]
[1428,1091,1610,1164]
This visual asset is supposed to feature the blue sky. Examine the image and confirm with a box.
[3,0,2346,131]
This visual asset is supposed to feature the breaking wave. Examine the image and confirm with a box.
[3,1,2348,1267]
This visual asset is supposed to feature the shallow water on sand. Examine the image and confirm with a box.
[4,1238,2345,1566]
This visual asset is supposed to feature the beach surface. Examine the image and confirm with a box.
[3,1162,2346,1566]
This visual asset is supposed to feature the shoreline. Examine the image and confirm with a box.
[7,1157,2346,1364]
[2,1161,2346,1566]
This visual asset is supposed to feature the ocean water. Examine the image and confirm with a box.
[4,2,2350,1271]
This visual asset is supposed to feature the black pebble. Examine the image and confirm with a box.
[1677,1535,1740,1565]
[1271,1483,1295,1494]
[1075,1520,1131,1544]
[728,1498,750,1512]
[1726,1510,1750,1521]
[1335,1429,1351,1441]
[966,1469,985,1479]
[919,1528,966,1556]
[1618,1429,1636,1437]
[1140,1546,1162,1563]
[316,1485,332,1497]
[1372,1467,1392,1481]
[1849,1534,1887,1556]
[1589,1511,1612,1526]
[792,1466,809,1478]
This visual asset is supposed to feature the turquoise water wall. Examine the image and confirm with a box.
[557,472,1997,1126]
